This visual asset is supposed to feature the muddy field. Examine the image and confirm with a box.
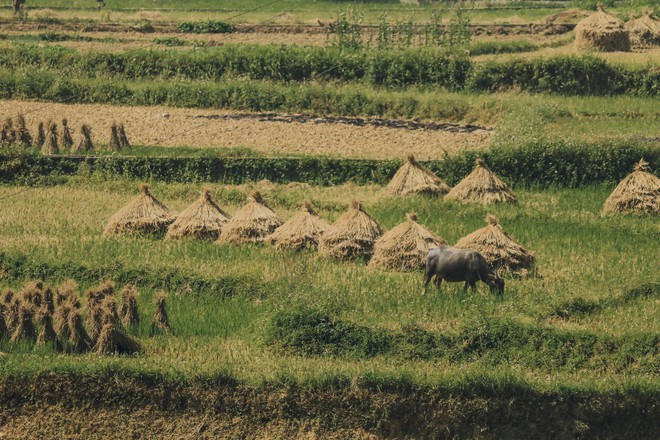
[0,100,491,159]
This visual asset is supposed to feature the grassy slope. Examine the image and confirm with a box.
[0,180,657,391]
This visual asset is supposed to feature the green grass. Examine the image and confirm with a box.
[0,179,657,390]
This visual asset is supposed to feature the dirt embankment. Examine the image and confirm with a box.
[0,373,657,439]
[0,100,491,159]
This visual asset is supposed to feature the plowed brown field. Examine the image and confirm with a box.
[0,100,491,159]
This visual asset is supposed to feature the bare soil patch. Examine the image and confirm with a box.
[0,100,491,159]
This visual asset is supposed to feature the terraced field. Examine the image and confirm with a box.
[0,0,658,438]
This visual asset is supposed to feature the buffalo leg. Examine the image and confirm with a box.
[422,271,433,295]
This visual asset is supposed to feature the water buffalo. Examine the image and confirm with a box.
[422,245,504,295]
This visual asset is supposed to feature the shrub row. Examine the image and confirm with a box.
[266,308,658,373]
[0,251,263,298]
[1,141,657,187]
[0,45,657,94]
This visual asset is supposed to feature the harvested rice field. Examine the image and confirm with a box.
[0,0,659,438]
[0,100,492,159]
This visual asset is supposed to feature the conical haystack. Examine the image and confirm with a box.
[575,5,630,52]
[94,322,143,355]
[10,303,36,344]
[385,155,450,196]
[41,121,59,155]
[118,123,130,148]
[15,115,32,146]
[2,118,15,144]
[625,11,660,48]
[166,190,230,240]
[36,122,46,147]
[455,214,535,274]
[61,118,74,149]
[369,213,447,271]
[35,309,57,347]
[445,158,516,204]
[0,302,7,340]
[267,201,330,250]
[602,159,659,215]
[318,201,384,261]
[109,123,121,151]
[72,124,93,153]
[119,285,140,327]
[217,191,283,245]
[104,184,177,236]
[151,292,170,334]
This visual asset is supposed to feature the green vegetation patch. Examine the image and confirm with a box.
[266,308,659,374]
[1,141,657,186]
[1,45,657,95]
[176,20,235,34]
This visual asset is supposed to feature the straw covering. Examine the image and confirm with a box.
[318,201,383,261]
[217,191,283,245]
[445,158,517,204]
[385,155,450,196]
[625,11,660,48]
[575,5,631,52]
[602,159,659,215]
[104,184,176,236]
[369,213,447,271]
[166,190,230,240]
[267,201,330,250]
[455,215,535,274]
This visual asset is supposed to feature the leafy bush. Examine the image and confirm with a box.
[177,21,235,34]
[266,308,394,357]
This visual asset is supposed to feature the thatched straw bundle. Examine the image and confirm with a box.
[118,123,130,148]
[217,191,283,245]
[119,285,140,327]
[625,12,660,48]
[2,118,15,144]
[109,123,121,151]
[575,5,631,52]
[10,303,36,344]
[318,201,384,261]
[72,124,93,153]
[36,309,58,347]
[445,158,517,204]
[42,121,59,155]
[0,302,7,340]
[61,118,74,149]
[94,322,143,355]
[267,201,330,250]
[15,115,32,146]
[151,292,170,333]
[104,184,177,236]
[166,190,230,240]
[602,159,659,215]
[36,122,46,147]
[68,312,92,353]
[455,215,535,274]
[369,213,447,271]
[385,155,450,197]
[4,295,20,332]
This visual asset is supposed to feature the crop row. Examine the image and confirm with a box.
[1,141,657,187]
[0,45,658,95]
